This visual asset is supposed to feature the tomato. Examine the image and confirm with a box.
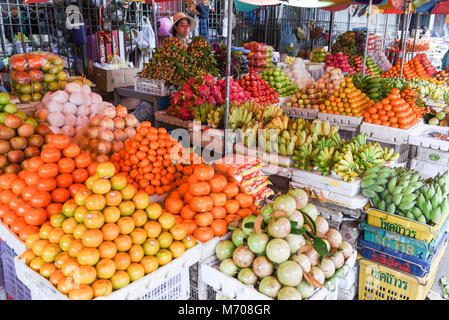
[9,195,24,211]
[51,188,70,203]
[58,158,75,174]
[74,154,91,169]
[72,168,88,183]
[68,183,85,198]
[39,163,59,178]
[63,144,81,158]
[24,207,47,226]
[48,134,70,150]
[16,201,33,217]
[46,203,63,217]
[36,177,57,192]
[30,191,52,208]
[10,217,27,234]
[25,171,40,186]
[40,147,62,163]
[56,173,73,188]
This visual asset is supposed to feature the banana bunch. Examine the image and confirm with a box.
[194,103,214,123]
[313,146,335,176]
[361,166,449,226]
[381,146,400,162]
[229,105,254,130]
[292,143,318,171]
[249,102,283,125]
[240,122,260,148]
[333,151,361,182]
[279,130,298,156]
[417,172,449,224]
[355,143,388,170]
[264,114,289,130]
[206,105,225,128]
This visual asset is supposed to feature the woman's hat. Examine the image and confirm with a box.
[170,12,197,35]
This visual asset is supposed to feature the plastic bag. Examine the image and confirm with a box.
[278,21,300,57]
[133,101,154,123]
[135,17,156,51]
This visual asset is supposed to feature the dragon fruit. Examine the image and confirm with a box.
[202,74,215,87]
[196,84,210,97]
[210,86,222,99]
[183,89,195,100]
[207,96,217,105]
[176,107,191,120]
[196,97,206,105]
[182,83,193,92]
[171,92,181,105]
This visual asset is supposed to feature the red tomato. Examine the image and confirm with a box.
[16,202,33,217]
[36,177,57,192]
[24,207,47,226]
[10,217,27,234]
[72,168,88,183]
[56,173,73,188]
[46,203,63,217]
[51,188,70,203]
[30,191,52,208]
[39,163,59,178]
[40,147,62,163]
[68,184,86,198]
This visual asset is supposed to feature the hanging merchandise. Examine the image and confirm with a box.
[157,17,172,37]
[197,3,210,43]
[278,21,301,57]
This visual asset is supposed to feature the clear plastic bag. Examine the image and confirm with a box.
[278,21,300,57]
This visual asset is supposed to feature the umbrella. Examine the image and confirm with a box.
[431,0,449,13]
[234,0,281,13]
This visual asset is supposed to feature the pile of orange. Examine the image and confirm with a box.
[319,76,374,116]
[0,134,93,241]
[401,86,425,118]
[362,88,422,129]
[381,61,416,81]
[19,161,197,300]
[408,56,430,79]
[111,121,202,197]
[163,164,258,243]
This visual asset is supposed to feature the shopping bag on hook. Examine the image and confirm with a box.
[135,16,156,52]
[278,21,300,57]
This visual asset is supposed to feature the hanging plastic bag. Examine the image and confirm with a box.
[278,21,300,57]
[135,17,156,51]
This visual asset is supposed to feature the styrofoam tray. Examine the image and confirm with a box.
[290,181,368,209]
[318,112,363,129]
[281,106,319,119]
[0,222,27,256]
[291,168,361,197]
[360,120,424,145]
[408,124,449,151]
[258,151,295,168]
[14,244,202,300]
[416,147,449,166]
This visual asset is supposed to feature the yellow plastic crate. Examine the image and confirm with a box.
[364,204,449,243]
[358,240,447,300]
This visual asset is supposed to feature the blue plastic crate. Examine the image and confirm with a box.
[358,231,448,278]
[359,215,449,260]
[0,241,31,300]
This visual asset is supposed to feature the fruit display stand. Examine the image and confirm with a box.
[280,106,319,120]
[188,122,238,153]
[234,142,258,158]
[408,124,449,166]
[14,244,202,300]
[357,239,448,300]
[0,222,27,256]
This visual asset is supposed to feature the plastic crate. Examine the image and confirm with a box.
[360,217,449,260]
[364,204,449,243]
[0,241,31,300]
[357,239,447,300]
[358,233,448,277]
[368,140,411,164]
[134,77,177,96]
[416,147,449,166]
[14,244,201,300]
[360,120,423,145]
[408,123,449,152]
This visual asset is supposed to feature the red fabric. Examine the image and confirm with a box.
[321,3,350,11]
[432,0,449,14]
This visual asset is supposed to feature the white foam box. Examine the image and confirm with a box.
[260,163,292,178]
[291,181,368,210]
[409,157,449,179]
[360,120,423,145]
[291,168,361,198]
[0,222,27,256]
[318,112,363,131]
[281,106,319,120]
[258,151,295,168]
[408,124,449,166]
[234,142,258,157]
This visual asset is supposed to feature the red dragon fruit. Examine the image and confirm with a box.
[207,96,217,105]
[196,84,210,97]
[182,89,195,100]
[176,107,191,120]
[171,92,181,105]
[196,97,206,105]
[210,86,222,99]
[202,74,215,87]
[182,83,193,92]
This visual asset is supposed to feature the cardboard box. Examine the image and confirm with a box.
[93,67,139,92]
